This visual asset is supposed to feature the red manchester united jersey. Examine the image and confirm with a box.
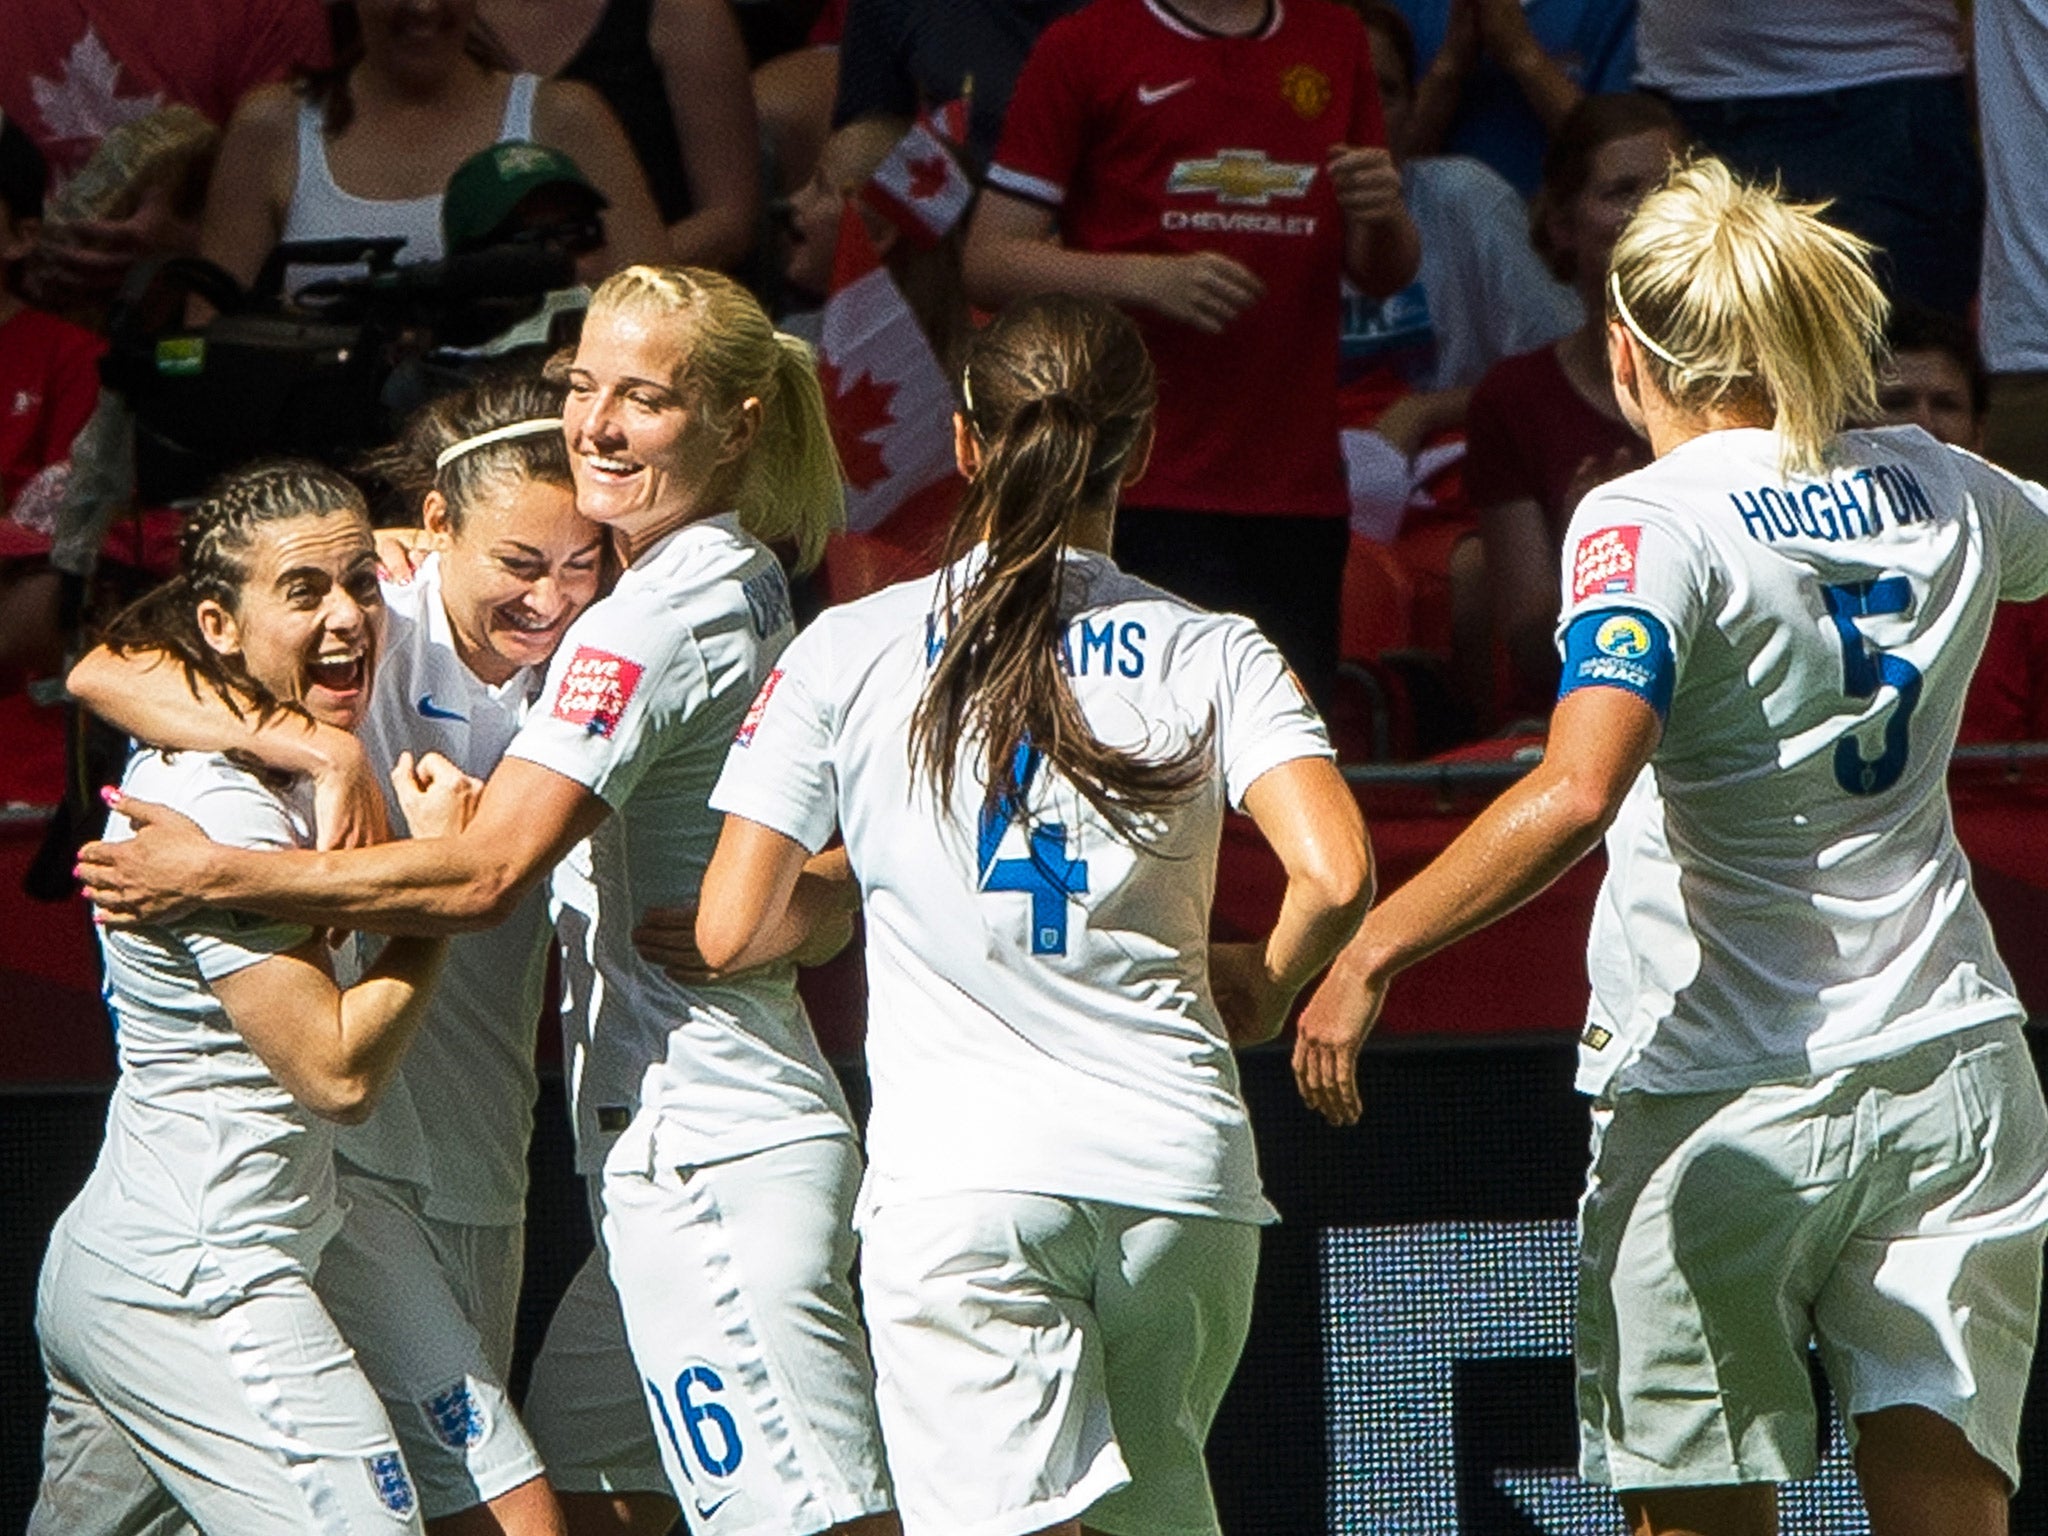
[989,0,1383,518]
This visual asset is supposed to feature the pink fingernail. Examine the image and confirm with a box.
[99,786,121,807]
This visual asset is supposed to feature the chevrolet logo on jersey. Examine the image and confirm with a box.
[1167,149,1316,207]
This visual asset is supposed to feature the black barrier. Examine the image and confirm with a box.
[5,1041,2046,1531]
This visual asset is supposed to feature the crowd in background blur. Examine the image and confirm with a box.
[2,0,2045,814]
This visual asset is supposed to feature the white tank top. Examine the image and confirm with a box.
[280,72,538,297]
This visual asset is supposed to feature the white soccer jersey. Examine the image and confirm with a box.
[69,751,337,1292]
[1557,426,2048,1096]
[336,559,553,1227]
[504,514,853,1174]
[710,549,1329,1224]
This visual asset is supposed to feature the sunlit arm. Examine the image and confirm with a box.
[82,759,607,935]
[696,819,858,976]
[1294,686,1661,1123]
[214,933,449,1124]
[1213,757,1376,1047]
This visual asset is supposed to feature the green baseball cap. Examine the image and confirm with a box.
[442,140,607,253]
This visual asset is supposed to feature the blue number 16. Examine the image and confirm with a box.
[1822,578,1922,796]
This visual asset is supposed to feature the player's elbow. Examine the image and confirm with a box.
[441,861,529,931]
[296,1071,379,1125]
[694,906,752,974]
[1301,837,1377,930]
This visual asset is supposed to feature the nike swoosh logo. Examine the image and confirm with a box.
[1137,79,1195,106]
[417,694,467,722]
[694,1492,738,1520]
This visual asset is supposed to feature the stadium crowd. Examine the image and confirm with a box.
[4,0,2048,1533]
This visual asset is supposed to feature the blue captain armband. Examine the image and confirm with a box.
[1558,609,1675,718]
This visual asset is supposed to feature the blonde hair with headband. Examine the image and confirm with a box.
[1607,156,1888,474]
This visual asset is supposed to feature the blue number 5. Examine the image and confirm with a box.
[978,742,1089,956]
[1822,578,1922,795]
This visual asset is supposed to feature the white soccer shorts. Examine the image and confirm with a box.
[1579,1019,2048,1492]
[33,1218,425,1533]
[314,1168,544,1518]
[859,1189,1261,1536]
[601,1131,894,1536]
[523,1180,671,1498]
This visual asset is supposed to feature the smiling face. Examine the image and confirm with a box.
[429,476,604,684]
[563,303,742,555]
[197,510,383,730]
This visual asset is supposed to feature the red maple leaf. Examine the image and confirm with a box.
[906,152,951,204]
[818,357,899,491]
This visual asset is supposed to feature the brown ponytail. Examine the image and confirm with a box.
[910,295,1209,842]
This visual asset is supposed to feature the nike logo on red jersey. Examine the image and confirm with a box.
[1137,79,1195,105]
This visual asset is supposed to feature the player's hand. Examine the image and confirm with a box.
[1292,949,1387,1126]
[1328,145,1405,228]
[391,752,481,840]
[1209,941,1294,1048]
[311,734,390,852]
[373,527,445,584]
[75,793,210,925]
[1475,0,1545,68]
[1133,251,1266,334]
[634,904,716,983]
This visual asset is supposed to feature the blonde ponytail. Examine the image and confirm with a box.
[1608,156,1888,474]
[734,332,844,574]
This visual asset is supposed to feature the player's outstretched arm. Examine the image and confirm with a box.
[1295,686,1660,1126]
[1215,757,1375,1048]
[82,757,607,935]
[70,644,388,851]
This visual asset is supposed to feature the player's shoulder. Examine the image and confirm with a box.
[118,750,310,852]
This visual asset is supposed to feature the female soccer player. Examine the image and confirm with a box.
[78,267,898,1536]
[689,294,1374,1536]
[1297,158,2048,1536]
[33,460,472,1533]
[70,376,608,1535]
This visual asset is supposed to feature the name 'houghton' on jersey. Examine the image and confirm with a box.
[1557,424,2048,1097]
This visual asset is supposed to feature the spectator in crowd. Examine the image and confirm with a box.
[782,114,972,368]
[198,0,666,301]
[1395,0,1636,197]
[1874,305,2048,748]
[1338,1,1580,725]
[0,119,103,675]
[0,0,329,311]
[753,0,846,196]
[967,0,1420,709]
[478,0,763,273]
[1975,0,2048,486]
[833,0,1090,175]
[1465,92,1678,725]
[1634,0,1979,319]
[1343,3,1579,418]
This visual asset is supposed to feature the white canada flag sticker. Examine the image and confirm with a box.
[552,647,644,737]
[1570,526,1641,603]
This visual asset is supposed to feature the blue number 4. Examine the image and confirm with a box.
[1822,578,1922,795]
[978,742,1089,956]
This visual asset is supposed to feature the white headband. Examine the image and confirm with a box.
[1608,272,1687,370]
[435,417,562,471]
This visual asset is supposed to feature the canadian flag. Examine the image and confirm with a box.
[817,203,957,534]
[860,119,974,250]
